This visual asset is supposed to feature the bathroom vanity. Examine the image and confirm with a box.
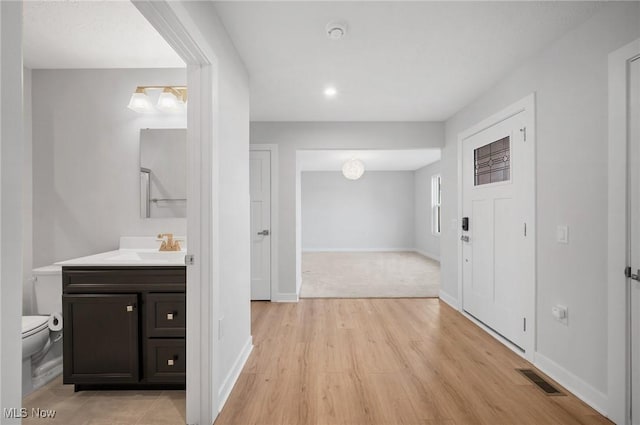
[57,241,186,391]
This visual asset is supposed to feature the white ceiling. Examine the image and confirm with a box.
[214,1,602,121]
[298,149,441,171]
[23,1,184,69]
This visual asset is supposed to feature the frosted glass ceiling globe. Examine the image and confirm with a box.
[342,159,365,180]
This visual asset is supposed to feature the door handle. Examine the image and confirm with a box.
[626,267,640,281]
[257,230,270,236]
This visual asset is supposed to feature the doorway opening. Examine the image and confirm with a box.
[19,1,208,423]
[295,149,442,299]
[607,37,640,425]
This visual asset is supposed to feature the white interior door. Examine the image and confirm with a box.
[630,56,640,425]
[462,111,530,350]
[250,150,272,300]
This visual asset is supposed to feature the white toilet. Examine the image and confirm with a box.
[22,265,63,396]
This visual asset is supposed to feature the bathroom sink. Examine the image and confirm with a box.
[56,249,186,266]
[102,250,185,264]
[55,237,188,267]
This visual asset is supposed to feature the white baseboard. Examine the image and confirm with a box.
[533,351,608,416]
[413,249,440,262]
[302,247,416,253]
[438,290,459,309]
[218,336,253,412]
[274,292,299,302]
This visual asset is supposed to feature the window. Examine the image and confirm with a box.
[431,174,441,235]
[474,136,511,186]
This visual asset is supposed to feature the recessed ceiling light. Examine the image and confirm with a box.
[324,86,337,98]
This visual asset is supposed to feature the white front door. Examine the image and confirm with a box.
[461,111,531,350]
[250,150,272,300]
[630,56,640,425]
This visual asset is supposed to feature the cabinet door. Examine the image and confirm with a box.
[63,294,139,384]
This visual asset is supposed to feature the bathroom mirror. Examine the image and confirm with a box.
[140,128,187,218]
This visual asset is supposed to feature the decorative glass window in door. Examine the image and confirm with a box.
[474,136,510,186]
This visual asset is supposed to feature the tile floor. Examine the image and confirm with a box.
[22,376,185,425]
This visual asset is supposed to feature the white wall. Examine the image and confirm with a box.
[440,2,640,411]
[302,171,415,251]
[251,122,444,298]
[1,0,24,416]
[31,68,187,268]
[23,68,33,314]
[414,161,441,261]
[177,1,252,414]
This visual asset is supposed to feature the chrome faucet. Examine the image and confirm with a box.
[157,233,181,251]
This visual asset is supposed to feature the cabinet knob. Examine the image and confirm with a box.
[167,312,174,320]
[167,355,178,366]
[126,305,134,312]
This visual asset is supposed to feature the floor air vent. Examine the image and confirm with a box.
[516,369,564,396]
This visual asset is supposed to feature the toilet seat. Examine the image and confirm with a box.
[22,316,49,339]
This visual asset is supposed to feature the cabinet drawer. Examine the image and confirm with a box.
[63,267,186,293]
[145,293,186,337]
[146,339,185,383]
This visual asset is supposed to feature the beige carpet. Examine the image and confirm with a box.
[301,251,440,298]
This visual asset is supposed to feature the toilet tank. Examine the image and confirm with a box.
[32,265,62,314]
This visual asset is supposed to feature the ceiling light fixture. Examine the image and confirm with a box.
[324,86,338,98]
[127,86,187,113]
[342,158,365,180]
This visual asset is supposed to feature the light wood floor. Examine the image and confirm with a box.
[216,298,611,425]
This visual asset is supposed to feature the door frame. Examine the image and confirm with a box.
[133,1,220,424]
[607,37,640,425]
[456,93,536,362]
[250,144,279,301]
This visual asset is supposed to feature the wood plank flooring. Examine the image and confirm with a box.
[215,298,611,425]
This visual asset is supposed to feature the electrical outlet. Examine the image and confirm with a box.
[552,305,568,325]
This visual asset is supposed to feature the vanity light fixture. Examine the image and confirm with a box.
[127,86,187,113]
[127,87,154,113]
[342,158,365,180]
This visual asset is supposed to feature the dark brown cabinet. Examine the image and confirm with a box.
[62,266,186,391]
[63,294,139,384]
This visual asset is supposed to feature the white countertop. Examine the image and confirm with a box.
[55,249,186,266]
[54,236,187,267]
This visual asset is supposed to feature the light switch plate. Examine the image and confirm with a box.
[556,225,569,244]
